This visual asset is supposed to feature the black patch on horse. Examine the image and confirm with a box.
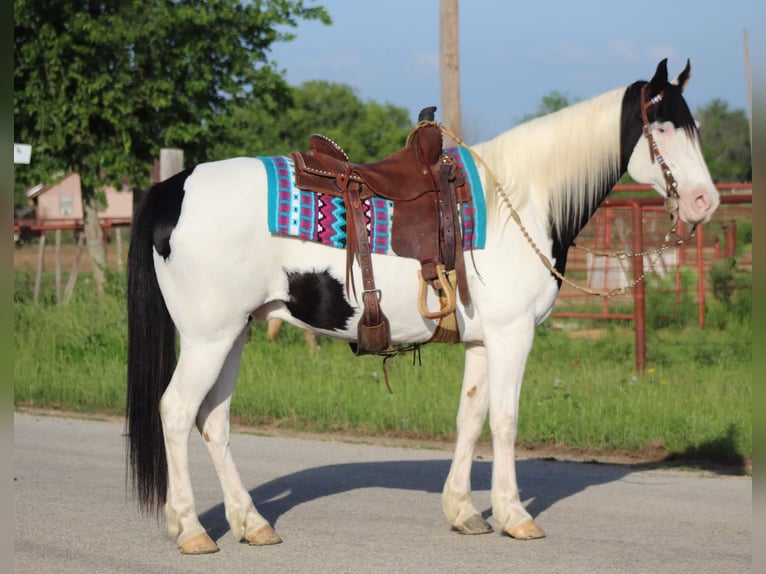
[145,168,194,259]
[285,269,355,331]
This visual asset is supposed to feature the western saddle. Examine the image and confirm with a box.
[290,107,472,354]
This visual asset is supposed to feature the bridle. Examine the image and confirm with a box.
[639,84,696,240]
[436,86,700,298]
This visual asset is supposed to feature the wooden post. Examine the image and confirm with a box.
[743,29,752,150]
[33,232,47,302]
[115,227,124,272]
[160,148,184,181]
[54,229,62,304]
[440,0,461,147]
[62,233,86,305]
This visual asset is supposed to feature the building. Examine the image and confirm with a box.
[24,172,133,222]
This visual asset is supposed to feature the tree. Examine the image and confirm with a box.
[207,80,413,162]
[517,90,576,124]
[695,99,751,182]
[14,0,329,295]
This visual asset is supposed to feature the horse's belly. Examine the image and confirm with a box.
[269,239,472,344]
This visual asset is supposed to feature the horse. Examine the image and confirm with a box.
[126,59,719,554]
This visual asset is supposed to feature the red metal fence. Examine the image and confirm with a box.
[553,183,752,371]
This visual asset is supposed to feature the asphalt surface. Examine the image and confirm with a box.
[14,413,751,574]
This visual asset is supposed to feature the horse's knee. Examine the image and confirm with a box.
[489,417,518,441]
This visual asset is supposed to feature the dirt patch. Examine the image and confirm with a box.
[14,238,126,275]
[565,328,608,340]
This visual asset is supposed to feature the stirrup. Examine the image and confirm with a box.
[417,265,457,320]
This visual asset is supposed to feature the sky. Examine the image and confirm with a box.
[269,0,756,144]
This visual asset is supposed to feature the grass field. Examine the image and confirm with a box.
[13,267,751,469]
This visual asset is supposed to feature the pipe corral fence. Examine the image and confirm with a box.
[15,184,751,371]
[553,183,751,371]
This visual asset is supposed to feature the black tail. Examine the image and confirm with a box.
[126,179,183,514]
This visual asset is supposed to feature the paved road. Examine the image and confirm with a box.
[14,413,751,574]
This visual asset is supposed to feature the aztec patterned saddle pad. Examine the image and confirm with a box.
[260,146,485,255]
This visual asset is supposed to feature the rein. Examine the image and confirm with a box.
[439,116,696,298]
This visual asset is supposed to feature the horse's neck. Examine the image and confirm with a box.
[472,87,625,244]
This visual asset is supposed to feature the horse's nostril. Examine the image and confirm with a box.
[695,194,710,211]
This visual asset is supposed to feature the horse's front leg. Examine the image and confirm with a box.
[442,342,493,534]
[485,320,545,539]
[196,328,282,547]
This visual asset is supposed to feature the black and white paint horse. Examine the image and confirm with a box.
[127,59,719,553]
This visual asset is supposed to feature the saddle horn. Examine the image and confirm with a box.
[418,106,437,122]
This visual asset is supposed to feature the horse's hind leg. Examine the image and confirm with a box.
[196,327,282,546]
[442,342,493,535]
[160,329,246,554]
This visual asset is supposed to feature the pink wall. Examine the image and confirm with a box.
[34,173,133,220]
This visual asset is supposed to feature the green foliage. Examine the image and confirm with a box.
[523,323,750,460]
[695,99,751,182]
[13,273,751,464]
[708,259,752,327]
[516,90,578,124]
[737,220,752,247]
[644,269,701,329]
[206,80,413,161]
[14,280,127,411]
[14,0,330,196]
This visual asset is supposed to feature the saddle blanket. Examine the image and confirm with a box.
[260,146,485,255]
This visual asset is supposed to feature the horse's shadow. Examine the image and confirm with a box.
[198,457,636,540]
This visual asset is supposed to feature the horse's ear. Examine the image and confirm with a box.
[648,59,669,94]
[671,59,692,92]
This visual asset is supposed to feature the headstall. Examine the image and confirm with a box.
[639,85,684,223]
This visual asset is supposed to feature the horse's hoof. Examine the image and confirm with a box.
[505,519,545,540]
[454,514,493,535]
[245,524,283,546]
[178,532,220,554]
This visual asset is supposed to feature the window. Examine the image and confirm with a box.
[59,195,73,216]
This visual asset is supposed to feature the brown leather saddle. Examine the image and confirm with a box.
[289,108,472,354]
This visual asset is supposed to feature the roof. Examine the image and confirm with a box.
[24,172,70,199]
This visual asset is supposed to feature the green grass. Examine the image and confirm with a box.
[14,270,751,465]
[522,324,751,462]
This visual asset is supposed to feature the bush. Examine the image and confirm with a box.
[708,259,752,327]
[644,269,700,329]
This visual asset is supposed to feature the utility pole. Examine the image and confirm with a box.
[440,0,461,147]
[743,29,752,150]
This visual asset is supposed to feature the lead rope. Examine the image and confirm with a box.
[436,124,696,298]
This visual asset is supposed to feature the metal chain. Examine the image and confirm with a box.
[437,125,694,298]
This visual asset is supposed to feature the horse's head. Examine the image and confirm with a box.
[626,59,720,225]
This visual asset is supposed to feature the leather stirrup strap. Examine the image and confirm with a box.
[438,156,472,308]
[346,182,390,353]
[438,159,458,271]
